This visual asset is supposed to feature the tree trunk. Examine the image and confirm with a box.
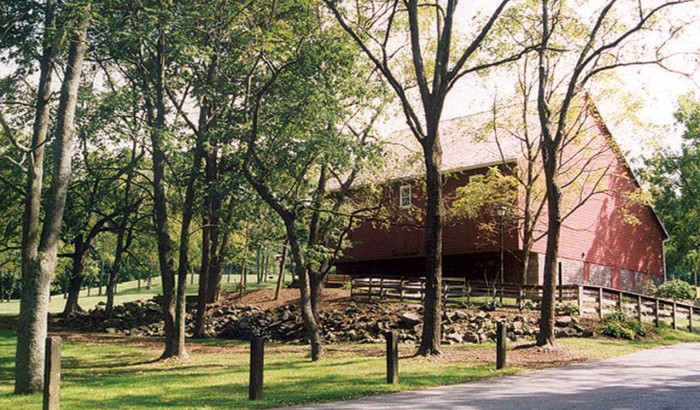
[16,5,87,393]
[286,220,325,361]
[15,0,57,394]
[418,130,444,356]
[149,29,178,359]
[310,272,324,323]
[63,237,89,317]
[536,140,561,348]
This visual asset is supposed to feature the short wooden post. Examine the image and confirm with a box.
[577,286,583,316]
[655,300,660,327]
[496,321,506,370]
[43,336,61,410]
[399,279,405,302]
[386,330,399,384]
[598,288,604,319]
[248,337,264,401]
[368,276,373,300]
[688,306,693,332]
[672,302,678,330]
[636,295,642,322]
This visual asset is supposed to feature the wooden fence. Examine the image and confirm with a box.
[350,276,699,331]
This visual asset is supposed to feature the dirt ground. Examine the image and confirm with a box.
[216,287,352,311]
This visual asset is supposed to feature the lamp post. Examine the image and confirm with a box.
[496,205,507,286]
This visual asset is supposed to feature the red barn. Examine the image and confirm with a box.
[335,108,667,292]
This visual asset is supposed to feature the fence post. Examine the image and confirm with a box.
[655,300,660,327]
[672,302,678,330]
[43,336,61,410]
[688,306,693,333]
[399,279,405,302]
[386,331,399,384]
[249,337,264,401]
[368,276,373,301]
[558,262,563,303]
[618,291,624,311]
[598,288,604,319]
[466,281,472,306]
[636,295,643,322]
[518,286,524,312]
[496,321,506,370]
[577,286,583,316]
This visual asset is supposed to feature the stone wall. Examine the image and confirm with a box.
[588,263,611,287]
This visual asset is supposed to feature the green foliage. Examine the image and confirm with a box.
[480,299,501,312]
[601,311,647,340]
[643,93,700,281]
[657,279,696,301]
[556,301,580,316]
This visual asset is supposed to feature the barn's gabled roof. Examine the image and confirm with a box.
[380,112,521,180]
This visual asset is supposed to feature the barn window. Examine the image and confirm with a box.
[399,185,412,209]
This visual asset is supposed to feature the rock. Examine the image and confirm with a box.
[400,312,422,327]
[105,327,117,334]
[452,310,470,321]
[446,332,464,343]
[464,331,479,343]
[555,316,574,327]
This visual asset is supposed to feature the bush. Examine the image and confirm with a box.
[601,321,637,340]
[556,301,580,316]
[600,311,648,340]
[480,299,501,311]
[658,279,696,301]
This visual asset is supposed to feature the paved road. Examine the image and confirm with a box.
[284,343,700,409]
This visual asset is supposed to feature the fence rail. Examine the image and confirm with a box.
[350,276,699,332]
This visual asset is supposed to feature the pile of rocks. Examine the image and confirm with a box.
[61,298,591,344]
[58,299,163,334]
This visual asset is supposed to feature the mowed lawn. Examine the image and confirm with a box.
[0,274,273,316]
[1,326,700,409]
[0,329,519,409]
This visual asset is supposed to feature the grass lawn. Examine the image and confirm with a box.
[1,326,699,409]
[0,274,279,316]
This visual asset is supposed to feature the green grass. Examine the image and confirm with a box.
[0,330,517,409]
[560,326,700,359]
[0,274,280,316]
[1,326,700,409]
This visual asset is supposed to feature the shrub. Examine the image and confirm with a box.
[480,299,501,311]
[600,311,648,340]
[658,279,696,301]
[556,301,580,316]
[601,321,637,340]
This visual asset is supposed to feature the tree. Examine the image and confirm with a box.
[8,0,90,393]
[644,93,700,282]
[322,0,533,355]
[242,8,387,360]
[533,0,694,348]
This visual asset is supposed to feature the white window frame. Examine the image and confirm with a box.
[399,184,412,209]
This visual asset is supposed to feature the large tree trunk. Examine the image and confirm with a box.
[418,130,444,356]
[149,29,178,359]
[15,5,88,393]
[14,0,57,394]
[537,140,561,347]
